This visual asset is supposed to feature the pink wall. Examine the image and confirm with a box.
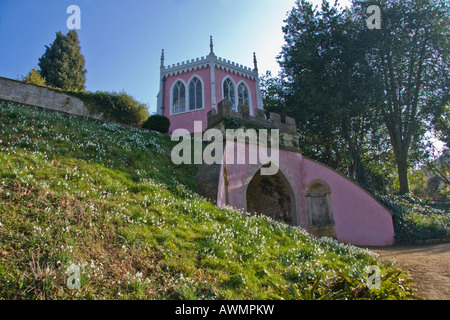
[216,142,395,246]
[214,67,259,116]
[301,158,395,246]
[163,66,211,133]
[164,66,260,133]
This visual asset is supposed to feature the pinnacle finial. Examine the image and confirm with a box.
[210,36,214,55]
[161,49,165,68]
[253,52,258,71]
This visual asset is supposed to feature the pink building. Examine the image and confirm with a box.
[156,37,264,133]
[158,40,395,247]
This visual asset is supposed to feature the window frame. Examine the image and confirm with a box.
[222,76,237,110]
[237,80,252,111]
[188,75,205,111]
[170,79,187,115]
[170,76,206,116]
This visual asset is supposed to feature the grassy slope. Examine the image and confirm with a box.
[0,103,415,300]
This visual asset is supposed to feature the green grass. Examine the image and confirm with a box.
[0,103,417,300]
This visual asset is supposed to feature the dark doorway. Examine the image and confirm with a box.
[246,166,293,225]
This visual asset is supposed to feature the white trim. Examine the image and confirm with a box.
[169,77,207,116]
[221,76,237,110]
[169,79,187,116]
[215,57,258,80]
[187,74,205,111]
[210,57,217,110]
[161,55,258,80]
[169,107,206,116]
[236,80,253,115]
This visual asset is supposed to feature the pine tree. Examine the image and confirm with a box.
[38,30,87,91]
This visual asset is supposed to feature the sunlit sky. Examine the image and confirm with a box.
[0,0,352,114]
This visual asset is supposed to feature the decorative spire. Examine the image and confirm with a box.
[210,36,214,55]
[253,52,258,71]
[160,49,165,68]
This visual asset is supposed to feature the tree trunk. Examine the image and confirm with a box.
[396,155,410,194]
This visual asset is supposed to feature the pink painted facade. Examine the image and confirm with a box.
[216,142,395,247]
[162,66,212,133]
[157,39,264,133]
[158,39,395,247]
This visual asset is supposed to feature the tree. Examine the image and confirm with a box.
[276,0,388,187]
[22,67,46,86]
[38,30,87,91]
[352,0,450,194]
[277,0,449,194]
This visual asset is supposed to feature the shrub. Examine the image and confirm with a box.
[142,114,170,133]
[68,90,150,126]
[376,194,450,243]
[22,68,47,87]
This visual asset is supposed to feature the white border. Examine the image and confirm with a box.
[187,74,206,111]
[236,80,253,115]
[169,78,187,116]
[170,76,207,116]
[221,76,237,110]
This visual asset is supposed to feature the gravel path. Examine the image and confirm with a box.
[371,242,449,300]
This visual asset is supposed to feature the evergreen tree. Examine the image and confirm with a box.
[38,30,87,91]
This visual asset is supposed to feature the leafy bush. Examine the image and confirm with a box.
[68,90,150,126]
[376,194,450,243]
[271,268,417,300]
[21,68,47,87]
[142,114,170,133]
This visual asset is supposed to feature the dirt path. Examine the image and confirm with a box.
[370,242,450,300]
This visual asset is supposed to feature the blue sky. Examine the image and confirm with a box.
[0,0,352,114]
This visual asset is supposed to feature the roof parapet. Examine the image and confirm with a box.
[207,100,297,134]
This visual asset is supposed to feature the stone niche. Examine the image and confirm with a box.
[305,180,336,238]
[246,165,293,225]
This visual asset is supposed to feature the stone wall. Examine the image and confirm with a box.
[207,100,300,152]
[0,76,102,120]
[207,100,297,133]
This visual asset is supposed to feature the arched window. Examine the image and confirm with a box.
[223,78,236,109]
[238,82,250,107]
[172,81,186,114]
[189,77,203,110]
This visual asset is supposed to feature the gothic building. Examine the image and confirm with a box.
[155,38,395,247]
[156,37,264,133]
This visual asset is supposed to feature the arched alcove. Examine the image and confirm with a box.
[246,164,295,225]
[305,180,336,238]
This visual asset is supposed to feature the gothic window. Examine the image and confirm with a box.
[238,82,250,107]
[172,81,186,114]
[223,78,236,109]
[189,77,203,110]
